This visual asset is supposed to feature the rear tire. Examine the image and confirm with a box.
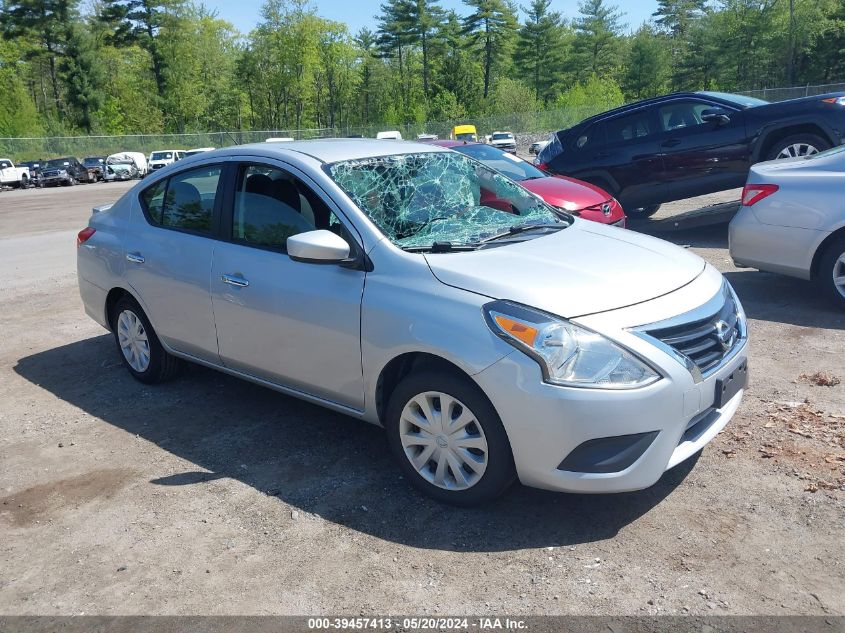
[385,370,516,506]
[817,236,845,310]
[766,134,830,161]
[111,295,182,384]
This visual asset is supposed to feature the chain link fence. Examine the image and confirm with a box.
[2,82,843,161]
[737,82,845,102]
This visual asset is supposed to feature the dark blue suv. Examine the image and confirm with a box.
[537,91,845,217]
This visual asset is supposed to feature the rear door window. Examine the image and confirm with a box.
[605,110,654,143]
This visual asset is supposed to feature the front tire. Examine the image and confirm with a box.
[766,134,830,161]
[624,204,661,219]
[385,370,516,506]
[817,236,845,309]
[111,296,182,384]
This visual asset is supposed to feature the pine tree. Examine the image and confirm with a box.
[514,0,569,103]
[462,0,518,99]
[0,0,78,116]
[62,20,105,132]
[572,0,624,80]
[97,0,186,101]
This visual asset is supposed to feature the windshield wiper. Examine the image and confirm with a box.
[477,222,566,244]
[401,241,479,253]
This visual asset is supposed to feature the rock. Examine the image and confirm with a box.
[291,510,300,520]
[117,566,127,572]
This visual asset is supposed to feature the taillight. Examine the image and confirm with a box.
[77,227,96,247]
[741,184,778,206]
[822,96,845,106]
[536,162,549,172]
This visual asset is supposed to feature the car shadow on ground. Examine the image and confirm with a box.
[14,334,699,552]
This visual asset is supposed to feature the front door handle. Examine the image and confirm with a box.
[126,252,145,264]
[221,274,249,288]
[662,138,682,148]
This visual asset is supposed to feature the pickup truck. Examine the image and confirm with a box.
[0,159,31,188]
[489,131,517,154]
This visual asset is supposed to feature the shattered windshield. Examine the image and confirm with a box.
[327,151,566,250]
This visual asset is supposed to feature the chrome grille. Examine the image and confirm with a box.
[645,284,743,375]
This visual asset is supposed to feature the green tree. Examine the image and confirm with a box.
[61,20,105,132]
[405,0,446,97]
[572,0,623,80]
[514,0,570,103]
[462,0,518,99]
[0,0,78,116]
[97,0,186,102]
[623,25,669,99]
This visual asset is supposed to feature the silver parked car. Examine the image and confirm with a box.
[77,140,748,505]
[730,146,845,309]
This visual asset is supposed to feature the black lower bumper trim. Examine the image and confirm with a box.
[557,431,659,474]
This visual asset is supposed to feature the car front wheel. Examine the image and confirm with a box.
[385,370,515,505]
[624,204,661,219]
[818,236,845,309]
[112,295,182,383]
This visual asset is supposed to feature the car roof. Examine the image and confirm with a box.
[566,92,743,130]
[427,139,480,148]
[234,138,449,164]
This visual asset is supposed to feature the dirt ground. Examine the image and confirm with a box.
[0,181,843,616]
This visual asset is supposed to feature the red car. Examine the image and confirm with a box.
[428,140,626,227]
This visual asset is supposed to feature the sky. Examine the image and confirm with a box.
[211,0,660,37]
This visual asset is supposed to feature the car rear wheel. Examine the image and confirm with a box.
[385,370,516,505]
[624,204,661,219]
[818,236,845,309]
[112,295,182,383]
[766,134,830,161]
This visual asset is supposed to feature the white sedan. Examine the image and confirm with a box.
[730,146,845,309]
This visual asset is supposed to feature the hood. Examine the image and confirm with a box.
[424,221,705,318]
[521,176,610,211]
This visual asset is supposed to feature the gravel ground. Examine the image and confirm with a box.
[0,181,843,616]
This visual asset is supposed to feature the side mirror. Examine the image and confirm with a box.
[701,108,731,125]
[287,230,350,264]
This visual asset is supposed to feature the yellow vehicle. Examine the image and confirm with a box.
[452,124,478,142]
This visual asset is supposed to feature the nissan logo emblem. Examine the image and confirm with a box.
[714,320,736,351]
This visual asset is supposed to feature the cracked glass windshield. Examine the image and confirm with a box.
[327,151,566,250]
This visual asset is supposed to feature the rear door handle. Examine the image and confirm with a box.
[662,139,682,148]
[221,274,249,288]
[125,252,145,264]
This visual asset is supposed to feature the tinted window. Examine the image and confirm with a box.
[574,123,606,149]
[233,164,341,251]
[140,165,220,234]
[605,111,653,143]
[658,101,712,132]
[141,179,167,222]
[162,166,220,233]
[455,144,546,181]
[0,160,11,169]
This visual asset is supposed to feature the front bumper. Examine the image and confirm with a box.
[473,270,747,493]
[41,175,71,186]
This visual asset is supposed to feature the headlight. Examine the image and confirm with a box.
[484,300,660,389]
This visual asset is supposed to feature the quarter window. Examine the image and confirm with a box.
[139,165,221,234]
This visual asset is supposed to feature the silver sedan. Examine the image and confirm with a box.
[730,146,845,309]
[77,139,747,505]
